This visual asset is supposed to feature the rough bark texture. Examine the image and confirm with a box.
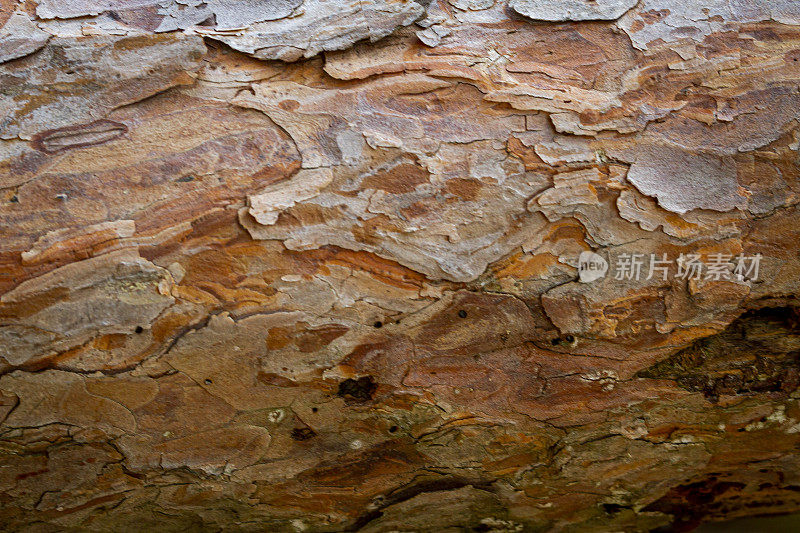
[1,0,800,531]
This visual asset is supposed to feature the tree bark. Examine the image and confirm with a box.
[1,0,800,531]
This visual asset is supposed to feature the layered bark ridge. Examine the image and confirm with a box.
[1,0,800,531]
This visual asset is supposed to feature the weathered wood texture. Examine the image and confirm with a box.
[1,0,800,531]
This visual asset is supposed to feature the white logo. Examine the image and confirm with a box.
[578,251,608,283]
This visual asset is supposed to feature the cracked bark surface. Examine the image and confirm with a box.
[1,0,800,531]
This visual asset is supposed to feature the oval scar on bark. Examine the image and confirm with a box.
[32,120,129,154]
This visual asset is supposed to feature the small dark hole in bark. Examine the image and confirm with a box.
[337,376,377,402]
[389,425,398,433]
[311,407,318,413]
[601,503,626,515]
[458,310,467,318]
[291,427,316,441]
[373,321,383,328]
[564,334,575,343]
[134,326,144,334]
[10,195,18,203]
[551,338,561,345]
[204,379,212,385]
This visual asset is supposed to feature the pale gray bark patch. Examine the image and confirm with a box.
[619,0,800,50]
[509,0,639,22]
[0,11,50,64]
[626,145,745,214]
